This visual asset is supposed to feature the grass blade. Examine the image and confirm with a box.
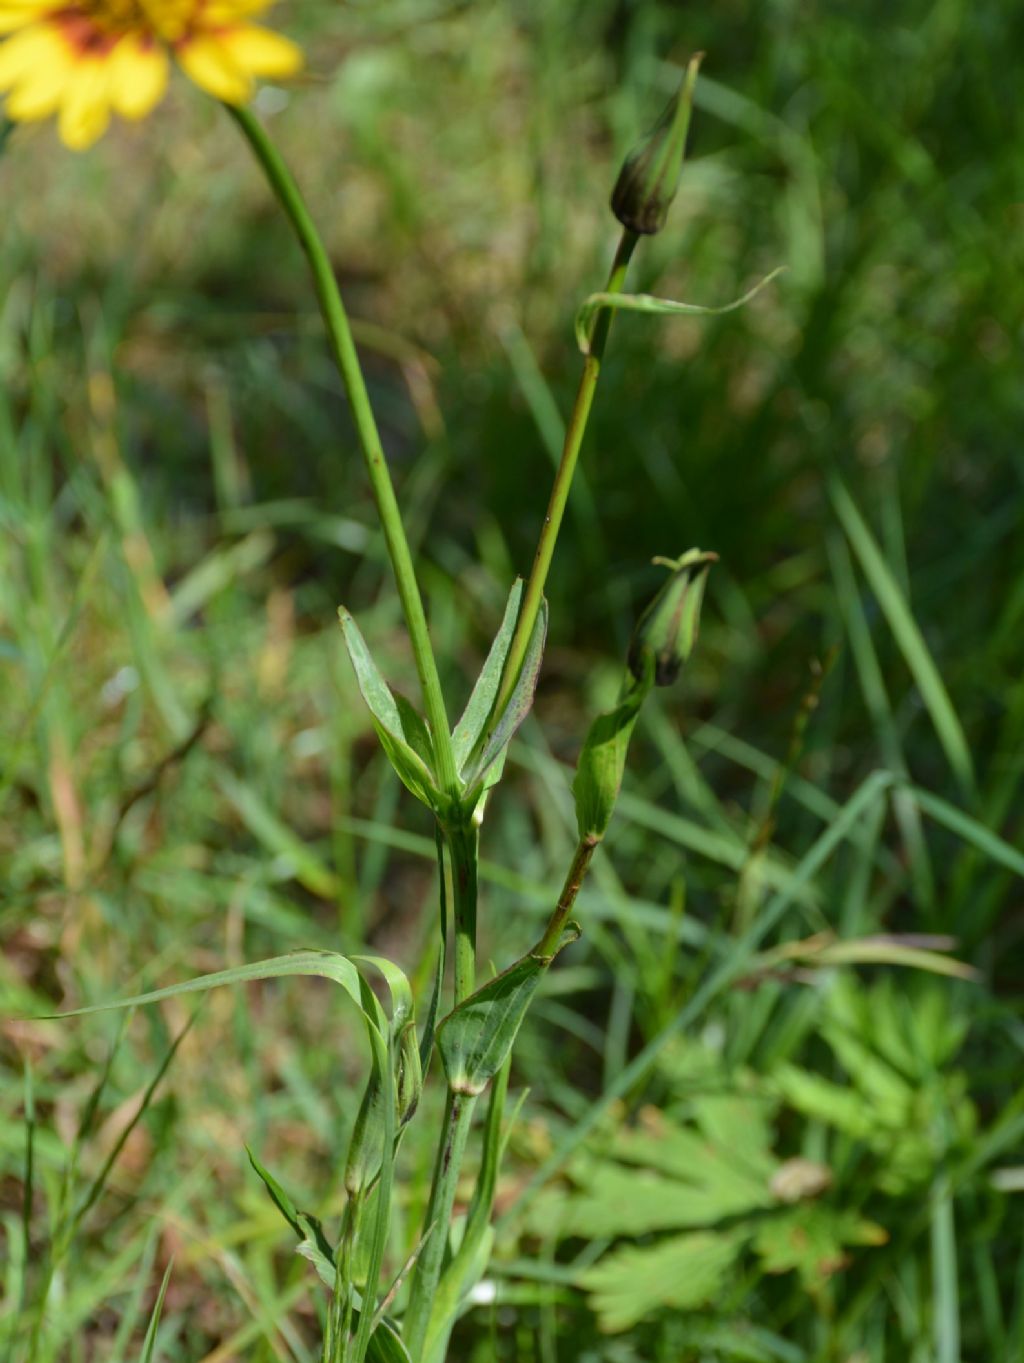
[70,1014,197,1236]
[138,1260,173,1363]
[217,768,341,901]
[908,785,1024,880]
[829,475,975,794]
[931,1176,960,1363]
[451,579,522,774]
[48,951,391,1067]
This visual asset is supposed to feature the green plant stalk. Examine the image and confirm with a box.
[406,230,640,1354]
[352,1034,398,1363]
[403,1090,478,1359]
[420,1059,511,1363]
[402,819,478,1356]
[327,1189,359,1361]
[491,227,638,722]
[535,834,599,959]
[445,820,479,1005]
[229,108,479,1357]
[227,105,459,798]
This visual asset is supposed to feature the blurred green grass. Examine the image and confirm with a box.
[2,0,1024,1359]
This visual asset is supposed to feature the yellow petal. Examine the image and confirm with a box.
[203,1,273,21]
[108,33,168,119]
[0,0,49,32]
[216,24,302,79]
[0,22,63,90]
[0,12,38,34]
[175,33,251,103]
[57,56,111,149]
[4,37,73,119]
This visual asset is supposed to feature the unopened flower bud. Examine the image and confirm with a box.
[628,549,717,686]
[611,53,703,236]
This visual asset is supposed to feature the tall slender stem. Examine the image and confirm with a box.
[491,228,639,723]
[405,229,639,1358]
[446,820,478,1005]
[228,105,459,798]
[536,835,599,959]
[403,818,478,1357]
[333,1189,363,1362]
[403,1090,478,1359]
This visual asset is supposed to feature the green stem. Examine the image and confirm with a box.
[403,1090,478,1359]
[405,819,478,1357]
[491,228,639,722]
[228,105,459,798]
[352,1037,397,1363]
[536,835,599,959]
[334,1190,363,1363]
[446,820,479,1005]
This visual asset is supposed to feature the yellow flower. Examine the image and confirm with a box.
[0,0,302,149]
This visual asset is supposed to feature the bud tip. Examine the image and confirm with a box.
[610,53,705,236]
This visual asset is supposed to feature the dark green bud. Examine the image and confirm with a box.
[628,549,717,686]
[611,53,703,236]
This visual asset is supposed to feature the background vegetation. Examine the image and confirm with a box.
[2,1,1023,1359]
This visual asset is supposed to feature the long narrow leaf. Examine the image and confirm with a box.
[452,580,523,774]
[931,1176,961,1363]
[246,1147,305,1240]
[217,769,340,900]
[138,1260,173,1363]
[17,1063,34,1326]
[71,1015,196,1235]
[48,950,389,1061]
[829,476,974,793]
[909,785,1024,880]
[339,607,441,808]
[354,954,414,1028]
[464,601,548,792]
[575,268,784,354]
[108,1234,160,1363]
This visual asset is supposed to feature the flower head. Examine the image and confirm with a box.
[0,0,302,148]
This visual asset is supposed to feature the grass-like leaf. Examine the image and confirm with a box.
[71,1015,196,1237]
[574,267,785,354]
[246,1147,305,1240]
[138,1260,173,1363]
[829,476,975,795]
[908,784,1024,880]
[463,600,548,793]
[48,951,398,1068]
[451,579,523,775]
[339,607,441,809]
[217,768,341,900]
